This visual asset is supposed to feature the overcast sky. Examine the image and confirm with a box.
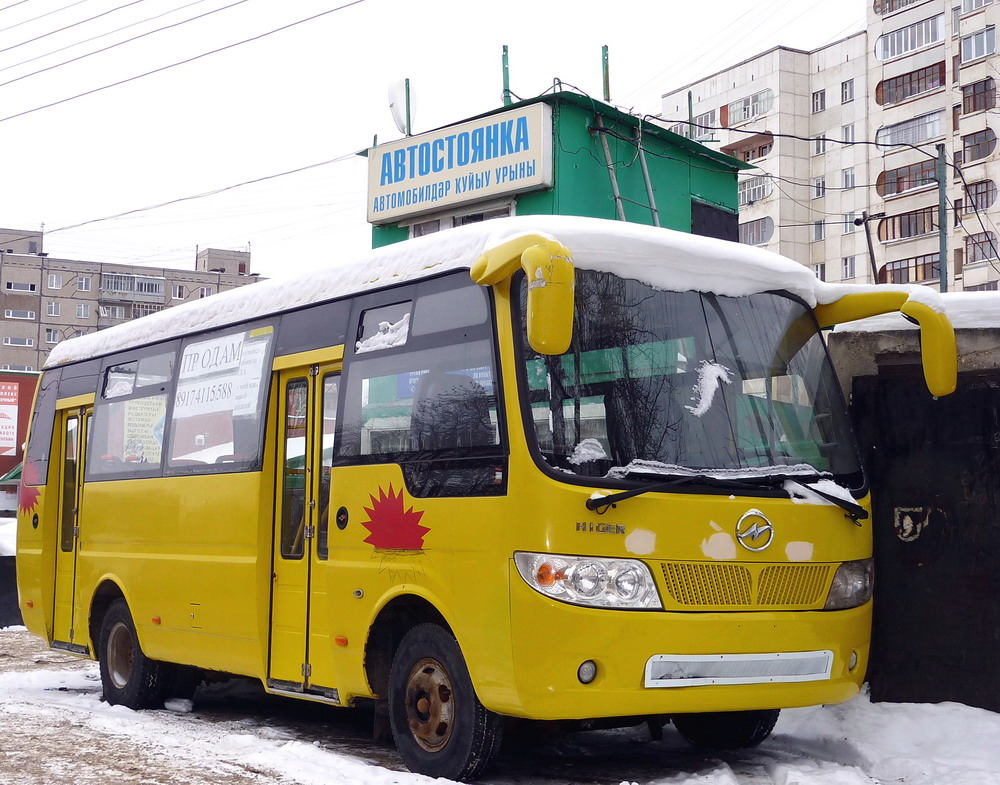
[0,0,865,279]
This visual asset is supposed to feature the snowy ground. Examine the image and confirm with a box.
[1,628,999,784]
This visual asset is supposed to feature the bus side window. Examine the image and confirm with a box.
[89,351,174,477]
[22,368,61,487]
[167,324,275,472]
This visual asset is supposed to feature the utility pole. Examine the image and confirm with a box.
[855,210,885,283]
[937,143,948,292]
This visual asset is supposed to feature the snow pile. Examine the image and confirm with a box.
[568,438,607,465]
[784,479,857,507]
[355,313,410,354]
[0,517,15,557]
[835,290,1000,332]
[45,215,943,368]
[606,460,822,481]
[684,360,733,417]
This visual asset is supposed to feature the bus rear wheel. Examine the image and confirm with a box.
[671,709,779,750]
[388,623,502,781]
[98,598,169,709]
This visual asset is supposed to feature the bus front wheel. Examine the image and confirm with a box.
[388,623,503,781]
[671,709,779,750]
[98,598,169,710]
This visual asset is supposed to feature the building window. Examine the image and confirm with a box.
[726,90,773,125]
[136,278,164,295]
[962,127,997,161]
[1,364,33,371]
[45,329,59,344]
[76,303,90,319]
[738,217,774,246]
[874,0,922,13]
[812,90,826,113]
[46,301,60,317]
[843,167,856,189]
[964,179,998,212]
[966,231,999,261]
[842,256,856,279]
[723,136,773,161]
[962,77,996,114]
[814,221,826,241]
[814,135,827,154]
[876,110,944,149]
[814,177,827,199]
[875,15,944,61]
[77,276,91,292]
[963,0,993,11]
[132,303,164,319]
[879,254,940,283]
[877,159,938,196]
[813,263,827,280]
[961,27,995,62]
[199,286,212,299]
[99,305,126,319]
[842,123,856,144]
[4,309,35,319]
[841,79,855,103]
[4,281,35,292]
[172,284,185,300]
[3,337,33,347]
[965,280,999,290]
[47,273,62,289]
[668,109,717,141]
[844,212,857,233]
[876,63,946,105]
[737,175,773,206]
[877,206,939,241]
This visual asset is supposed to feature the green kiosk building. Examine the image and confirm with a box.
[366,91,749,247]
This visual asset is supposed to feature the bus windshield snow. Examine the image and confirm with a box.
[518,269,864,491]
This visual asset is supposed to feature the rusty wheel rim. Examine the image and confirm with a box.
[106,621,134,690]
[404,657,455,752]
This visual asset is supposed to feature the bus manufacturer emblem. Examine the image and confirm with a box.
[735,509,774,552]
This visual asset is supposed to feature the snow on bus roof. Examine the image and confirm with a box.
[44,215,944,368]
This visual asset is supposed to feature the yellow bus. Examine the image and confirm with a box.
[16,216,955,780]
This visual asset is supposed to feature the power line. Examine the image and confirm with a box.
[0,0,93,36]
[0,0,250,91]
[0,0,35,14]
[0,0,368,125]
[0,0,212,75]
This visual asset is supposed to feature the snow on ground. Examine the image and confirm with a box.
[1,629,998,785]
[0,516,15,557]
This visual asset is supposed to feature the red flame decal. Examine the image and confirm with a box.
[360,484,429,551]
[18,459,43,515]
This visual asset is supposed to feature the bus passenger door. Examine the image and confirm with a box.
[268,365,341,699]
[52,407,90,651]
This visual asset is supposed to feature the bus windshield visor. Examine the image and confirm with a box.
[518,270,864,489]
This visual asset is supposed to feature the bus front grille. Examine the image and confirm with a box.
[659,562,833,609]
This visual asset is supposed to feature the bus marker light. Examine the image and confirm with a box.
[578,660,597,684]
[152,617,161,625]
[25,600,32,608]
[849,651,858,671]
[335,636,348,647]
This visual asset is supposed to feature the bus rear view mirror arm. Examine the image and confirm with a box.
[471,233,575,355]
[813,290,957,398]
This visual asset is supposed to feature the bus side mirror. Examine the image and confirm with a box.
[814,291,957,397]
[471,234,575,355]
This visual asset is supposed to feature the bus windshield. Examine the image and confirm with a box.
[518,269,864,489]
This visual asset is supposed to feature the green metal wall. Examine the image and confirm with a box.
[371,94,742,248]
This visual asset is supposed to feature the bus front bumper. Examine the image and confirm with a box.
[496,573,870,721]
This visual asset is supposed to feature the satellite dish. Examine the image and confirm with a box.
[388,78,410,135]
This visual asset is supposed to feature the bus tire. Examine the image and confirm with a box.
[672,709,779,750]
[98,598,169,710]
[388,623,503,781]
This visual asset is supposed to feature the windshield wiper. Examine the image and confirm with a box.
[585,473,770,514]
[586,472,869,524]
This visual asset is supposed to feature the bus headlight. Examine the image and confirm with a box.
[824,558,874,610]
[514,552,662,609]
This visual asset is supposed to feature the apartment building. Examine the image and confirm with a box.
[0,228,260,371]
[661,0,1000,291]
